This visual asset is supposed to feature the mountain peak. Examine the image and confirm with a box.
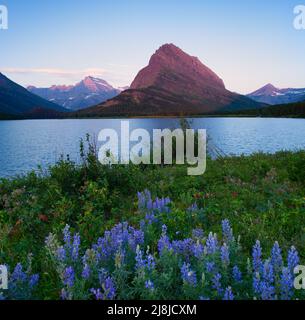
[80,76,114,92]
[131,43,225,91]
[151,43,199,65]
[154,43,184,56]
[248,83,305,105]
[249,83,279,96]
[83,76,101,83]
[28,76,120,111]
[262,83,278,90]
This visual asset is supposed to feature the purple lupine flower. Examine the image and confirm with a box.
[138,190,171,221]
[262,260,274,285]
[140,220,145,231]
[223,287,234,301]
[72,233,81,261]
[280,267,293,300]
[253,273,261,294]
[221,244,230,266]
[63,225,71,248]
[192,228,204,240]
[158,225,172,254]
[91,288,104,300]
[252,240,262,272]
[103,277,116,300]
[192,242,204,259]
[153,197,171,213]
[222,219,234,242]
[98,269,108,286]
[93,223,144,262]
[260,281,275,300]
[91,276,116,300]
[82,264,91,280]
[181,262,197,286]
[144,212,157,225]
[205,232,218,255]
[287,246,299,272]
[130,229,145,251]
[212,273,223,296]
[135,247,146,270]
[56,246,66,262]
[145,280,154,290]
[146,254,156,271]
[29,274,39,288]
[138,190,152,210]
[63,266,75,288]
[232,265,242,283]
[271,242,283,272]
[206,262,216,273]
[253,261,275,300]
[11,263,27,282]
[172,238,194,257]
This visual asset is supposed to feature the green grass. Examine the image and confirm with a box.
[0,150,304,297]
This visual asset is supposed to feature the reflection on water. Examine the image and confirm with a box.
[0,118,305,177]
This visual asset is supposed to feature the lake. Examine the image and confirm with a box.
[0,117,305,178]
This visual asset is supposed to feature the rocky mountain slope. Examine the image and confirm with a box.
[77,44,265,117]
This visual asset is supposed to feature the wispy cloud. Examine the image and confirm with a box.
[0,67,135,87]
[0,67,107,77]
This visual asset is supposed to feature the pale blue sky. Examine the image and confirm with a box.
[0,0,304,93]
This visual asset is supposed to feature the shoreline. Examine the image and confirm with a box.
[1,114,305,121]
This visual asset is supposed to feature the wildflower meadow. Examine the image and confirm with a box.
[0,149,304,300]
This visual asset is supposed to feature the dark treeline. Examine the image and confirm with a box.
[1,100,305,120]
[221,100,305,118]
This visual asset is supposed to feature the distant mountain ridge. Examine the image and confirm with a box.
[28,77,122,111]
[247,83,305,105]
[225,98,305,118]
[77,44,265,117]
[0,73,66,116]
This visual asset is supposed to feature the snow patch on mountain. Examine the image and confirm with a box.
[27,76,127,111]
[247,84,305,105]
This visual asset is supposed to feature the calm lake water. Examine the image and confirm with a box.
[0,118,305,178]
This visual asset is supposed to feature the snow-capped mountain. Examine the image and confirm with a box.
[28,76,124,111]
[247,84,305,105]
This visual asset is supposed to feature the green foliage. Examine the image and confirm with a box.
[0,144,304,299]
